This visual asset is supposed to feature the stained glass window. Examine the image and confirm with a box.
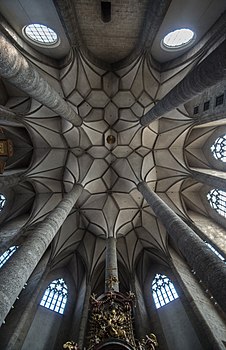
[211,135,226,162]
[40,278,68,314]
[152,274,179,309]
[207,189,226,218]
[0,246,18,268]
[0,194,6,211]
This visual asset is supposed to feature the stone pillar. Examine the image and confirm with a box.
[0,251,50,350]
[105,237,119,292]
[78,283,91,348]
[140,40,226,126]
[0,184,83,326]
[191,170,226,191]
[138,181,226,314]
[0,34,82,127]
[0,173,24,189]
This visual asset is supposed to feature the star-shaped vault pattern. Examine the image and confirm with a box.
[5,48,200,278]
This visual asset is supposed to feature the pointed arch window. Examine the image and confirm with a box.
[40,278,68,314]
[0,194,6,212]
[152,274,179,309]
[207,189,226,218]
[211,135,226,162]
[0,246,18,268]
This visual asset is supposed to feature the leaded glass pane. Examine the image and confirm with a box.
[40,278,68,314]
[207,189,226,218]
[152,274,178,309]
[211,135,226,162]
[205,242,225,262]
[0,246,18,268]
[0,194,6,212]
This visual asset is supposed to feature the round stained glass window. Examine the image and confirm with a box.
[23,24,59,47]
[211,135,226,162]
[162,28,195,50]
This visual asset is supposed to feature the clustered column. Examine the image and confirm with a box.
[0,184,83,326]
[138,181,226,314]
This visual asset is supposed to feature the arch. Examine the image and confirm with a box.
[152,273,178,309]
[40,278,68,314]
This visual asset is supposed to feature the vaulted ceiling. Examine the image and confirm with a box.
[0,0,226,289]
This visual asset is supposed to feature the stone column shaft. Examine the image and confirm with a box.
[105,237,119,292]
[192,170,226,191]
[78,283,91,348]
[0,184,83,326]
[140,40,226,126]
[138,182,226,314]
[1,251,50,350]
[0,34,82,126]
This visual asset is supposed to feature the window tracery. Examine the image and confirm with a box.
[152,274,178,309]
[40,278,68,314]
[207,189,226,218]
[211,135,226,162]
[0,246,18,268]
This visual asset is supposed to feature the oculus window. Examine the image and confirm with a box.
[23,24,59,46]
[40,278,68,314]
[211,135,226,162]
[162,28,195,50]
[0,246,18,268]
[207,189,226,218]
[0,193,6,211]
[152,274,179,309]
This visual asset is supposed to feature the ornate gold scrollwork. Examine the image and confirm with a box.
[87,292,136,349]
[105,274,118,290]
[63,340,79,350]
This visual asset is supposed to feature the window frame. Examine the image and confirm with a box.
[40,278,68,315]
[152,273,179,309]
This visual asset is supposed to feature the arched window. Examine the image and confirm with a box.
[40,278,68,314]
[207,189,226,218]
[0,246,18,268]
[205,242,225,262]
[0,194,6,212]
[152,274,179,309]
[211,135,226,162]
